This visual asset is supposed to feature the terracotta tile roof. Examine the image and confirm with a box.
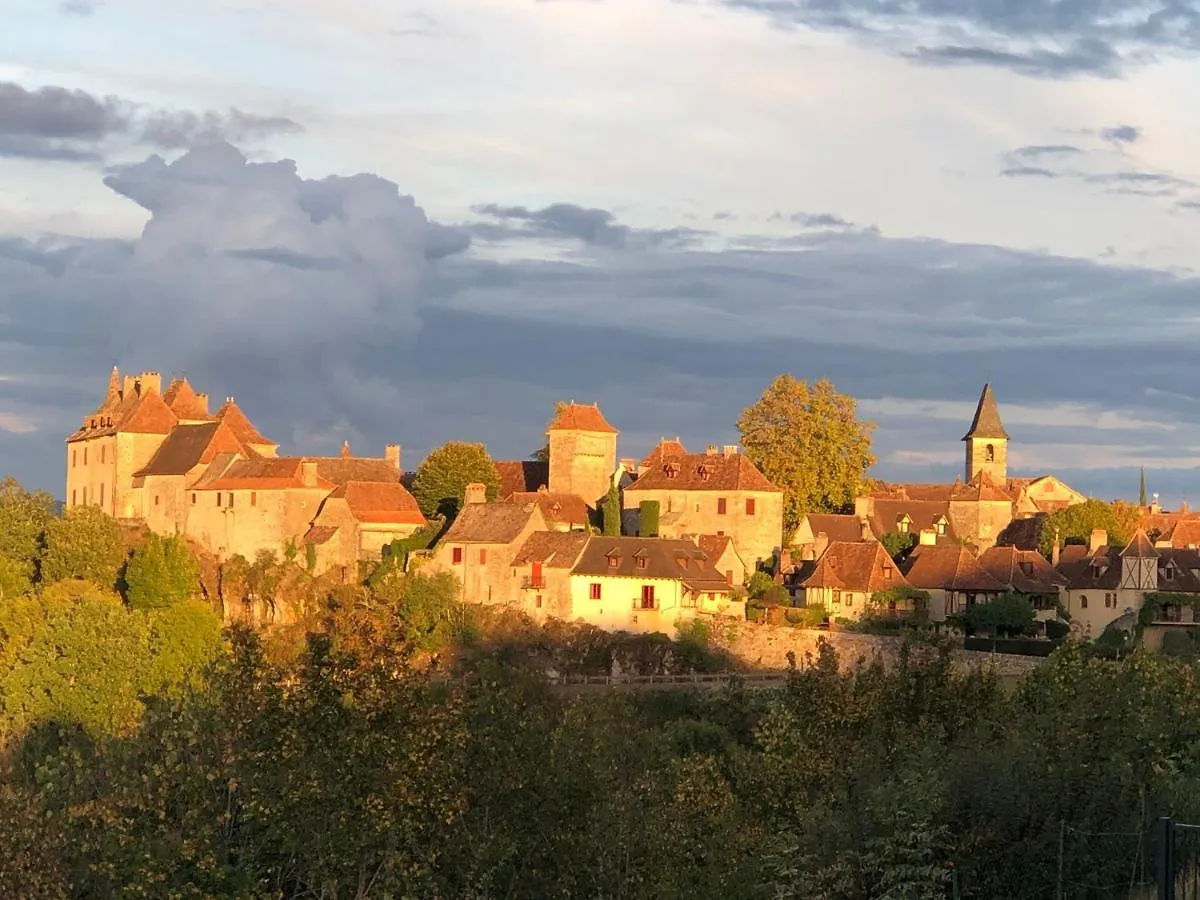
[976,546,1067,593]
[695,534,737,561]
[162,378,212,420]
[303,525,339,545]
[548,402,618,434]
[134,421,245,477]
[312,457,401,485]
[215,398,274,448]
[903,545,1007,593]
[801,513,867,543]
[439,502,543,544]
[508,490,590,528]
[1121,528,1159,559]
[1167,520,1200,548]
[495,460,550,497]
[640,438,688,468]
[867,482,956,502]
[800,541,909,592]
[511,531,591,568]
[955,471,1014,502]
[331,481,425,526]
[196,457,334,491]
[571,536,731,592]
[626,452,778,493]
[68,387,179,442]
[1057,547,1122,590]
[962,383,1008,440]
[1059,544,1089,564]
[866,500,957,544]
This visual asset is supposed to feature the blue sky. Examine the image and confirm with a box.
[4,0,1200,504]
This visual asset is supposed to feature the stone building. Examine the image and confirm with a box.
[901,545,1007,620]
[66,368,420,573]
[623,440,784,570]
[546,403,619,508]
[793,540,914,621]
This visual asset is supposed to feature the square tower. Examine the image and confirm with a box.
[962,383,1008,486]
[547,402,618,508]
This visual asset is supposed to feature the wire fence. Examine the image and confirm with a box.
[1056,821,1154,899]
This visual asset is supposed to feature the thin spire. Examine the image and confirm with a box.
[340,439,352,458]
[1139,466,1147,507]
[104,365,120,405]
[962,383,1009,441]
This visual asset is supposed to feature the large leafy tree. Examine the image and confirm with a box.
[738,375,875,534]
[41,505,126,590]
[124,533,200,610]
[0,476,56,583]
[412,441,501,519]
[1037,498,1141,557]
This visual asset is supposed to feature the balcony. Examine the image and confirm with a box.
[521,576,546,590]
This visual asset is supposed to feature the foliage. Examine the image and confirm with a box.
[412,441,501,519]
[961,592,1036,638]
[737,375,875,535]
[747,569,776,600]
[0,555,31,602]
[383,522,441,570]
[870,585,931,618]
[1037,498,1141,557]
[602,483,622,536]
[123,532,200,609]
[1044,619,1069,641]
[881,530,918,562]
[639,499,660,537]
[40,505,126,590]
[0,476,55,583]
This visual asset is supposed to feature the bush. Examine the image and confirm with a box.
[1045,619,1069,641]
[639,500,660,538]
[747,571,775,600]
[124,534,199,610]
[784,609,803,626]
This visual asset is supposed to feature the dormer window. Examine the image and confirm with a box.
[664,462,680,479]
[636,557,647,569]
[934,516,947,536]
[698,465,712,481]
[897,514,911,534]
[882,563,893,579]
[607,549,620,568]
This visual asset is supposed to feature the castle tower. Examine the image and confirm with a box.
[547,402,618,508]
[962,383,1008,486]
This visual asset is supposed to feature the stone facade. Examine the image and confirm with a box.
[546,403,619,508]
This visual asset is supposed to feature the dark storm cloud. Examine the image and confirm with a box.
[4,146,1200,503]
[0,81,300,162]
[470,202,709,249]
[716,0,1200,78]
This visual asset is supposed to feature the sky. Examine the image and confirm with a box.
[4,0,1200,504]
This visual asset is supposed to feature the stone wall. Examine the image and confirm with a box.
[622,488,783,570]
[716,618,1045,680]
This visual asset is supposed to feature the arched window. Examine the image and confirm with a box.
[985,444,995,462]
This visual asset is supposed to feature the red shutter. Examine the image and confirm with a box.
[717,498,727,515]
[746,498,756,515]
[532,561,543,587]
[452,547,463,563]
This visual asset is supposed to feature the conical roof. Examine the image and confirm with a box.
[962,383,1009,441]
[1119,528,1159,559]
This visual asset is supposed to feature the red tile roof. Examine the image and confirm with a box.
[801,542,908,592]
[511,531,590,568]
[68,386,179,442]
[332,481,425,526]
[903,545,1007,593]
[508,490,590,528]
[162,378,212,421]
[303,525,339,545]
[640,438,688,468]
[977,546,1067,592]
[196,457,334,491]
[495,460,549,497]
[548,402,618,434]
[215,398,274,448]
[626,452,778,493]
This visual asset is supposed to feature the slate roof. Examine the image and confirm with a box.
[696,534,738,562]
[508,490,590,528]
[976,546,1067,593]
[312,457,401,485]
[801,513,867,543]
[800,541,909,592]
[571,536,731,592]
[511,530,590,568]
[626,452,778,493]
[332,481,425,526]
[962,383,1009,440]
[134,421,244,477]
[1057,547,1122,590]
[439,502,543,544]
[495,460,550,497]
[548,402,618,433]
[903,545,1007,593]
[1121,529,1159,559]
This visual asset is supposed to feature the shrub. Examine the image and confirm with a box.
[639,500,660,538]
[1044,619,1069,641]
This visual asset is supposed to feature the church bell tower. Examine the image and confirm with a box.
[962,383,1008,486]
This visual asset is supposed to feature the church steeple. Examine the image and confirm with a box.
[962,384,1008,486]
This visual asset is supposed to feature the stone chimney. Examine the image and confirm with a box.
[301,461,319,487]
[464,482,487,505]
[1089,528,1107,553]
[706,444,718,456]
[813,531,830,559]
[385,444,402,472]
[620,457,636,473]
[918,529,937,546]
[123,375,137,396]
[723,445,738,457]
[859,517,873,542]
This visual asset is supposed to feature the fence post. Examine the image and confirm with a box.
[1159,816,1175,900]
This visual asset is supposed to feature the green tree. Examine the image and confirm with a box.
[124,533,200,610]
[413,441,502,519]
[0,476,56,583]
[880,530,918,562]
[1139,466,1147,507]
[0,555,32,601]
[962,592,1035,637]
[1037,498,1141,557]
[602,483,622,536]
[640,500,660,537]
[738,376,875,535]
[40,505,126,590]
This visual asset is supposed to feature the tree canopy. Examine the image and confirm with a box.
[412,442,502,519]
[0,476,56,582]
[124,533,200,610]
[1037,498,1141,557]
[738,376,875,535]
[41,505,127,590]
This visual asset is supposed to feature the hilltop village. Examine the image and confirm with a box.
[66,369,1200,643]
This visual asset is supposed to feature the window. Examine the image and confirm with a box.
[192,493,197,505]
[535,595,543,609]
[479,548,487,564]
[71,489,76,506]
[83,447,87,465]
[832,590,842,605]
[717,497,727,515]
[636,557,647,569]
[452,547,463,564]
[985,444,995,462]
[640,584,656,609]
[590,583,602,600]
[72,450,77,468]
[250,492,257,507]
[935,519,946,535]
[154,495,159,506]
[99,484,105,507]
[608,556,619,568]
[228,493,235,508]
[81,486,87,505]
[1080,595,1088,609]
[707,592,715,602]
[898,516,910,534]
[745,498,756,516]
[845,594,854,607]
[217,494,222,508]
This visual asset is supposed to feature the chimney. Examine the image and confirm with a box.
[385,444,402,472]
[859,517,873,542]
[464,482,487,505]
[195,393,210,416]
[138,371,162,395]
[723,445,737,457]
[301,460,318,487]
[706,445,718,456]
[1182,500,1191,515]
[123,375,137,397]
[1051,533,1061,566]
[1089,528,1107,553]
[813,531,830,559]
[919,529,937,546]
[620,457,636,473]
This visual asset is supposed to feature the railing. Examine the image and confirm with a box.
[521,577,546,589]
